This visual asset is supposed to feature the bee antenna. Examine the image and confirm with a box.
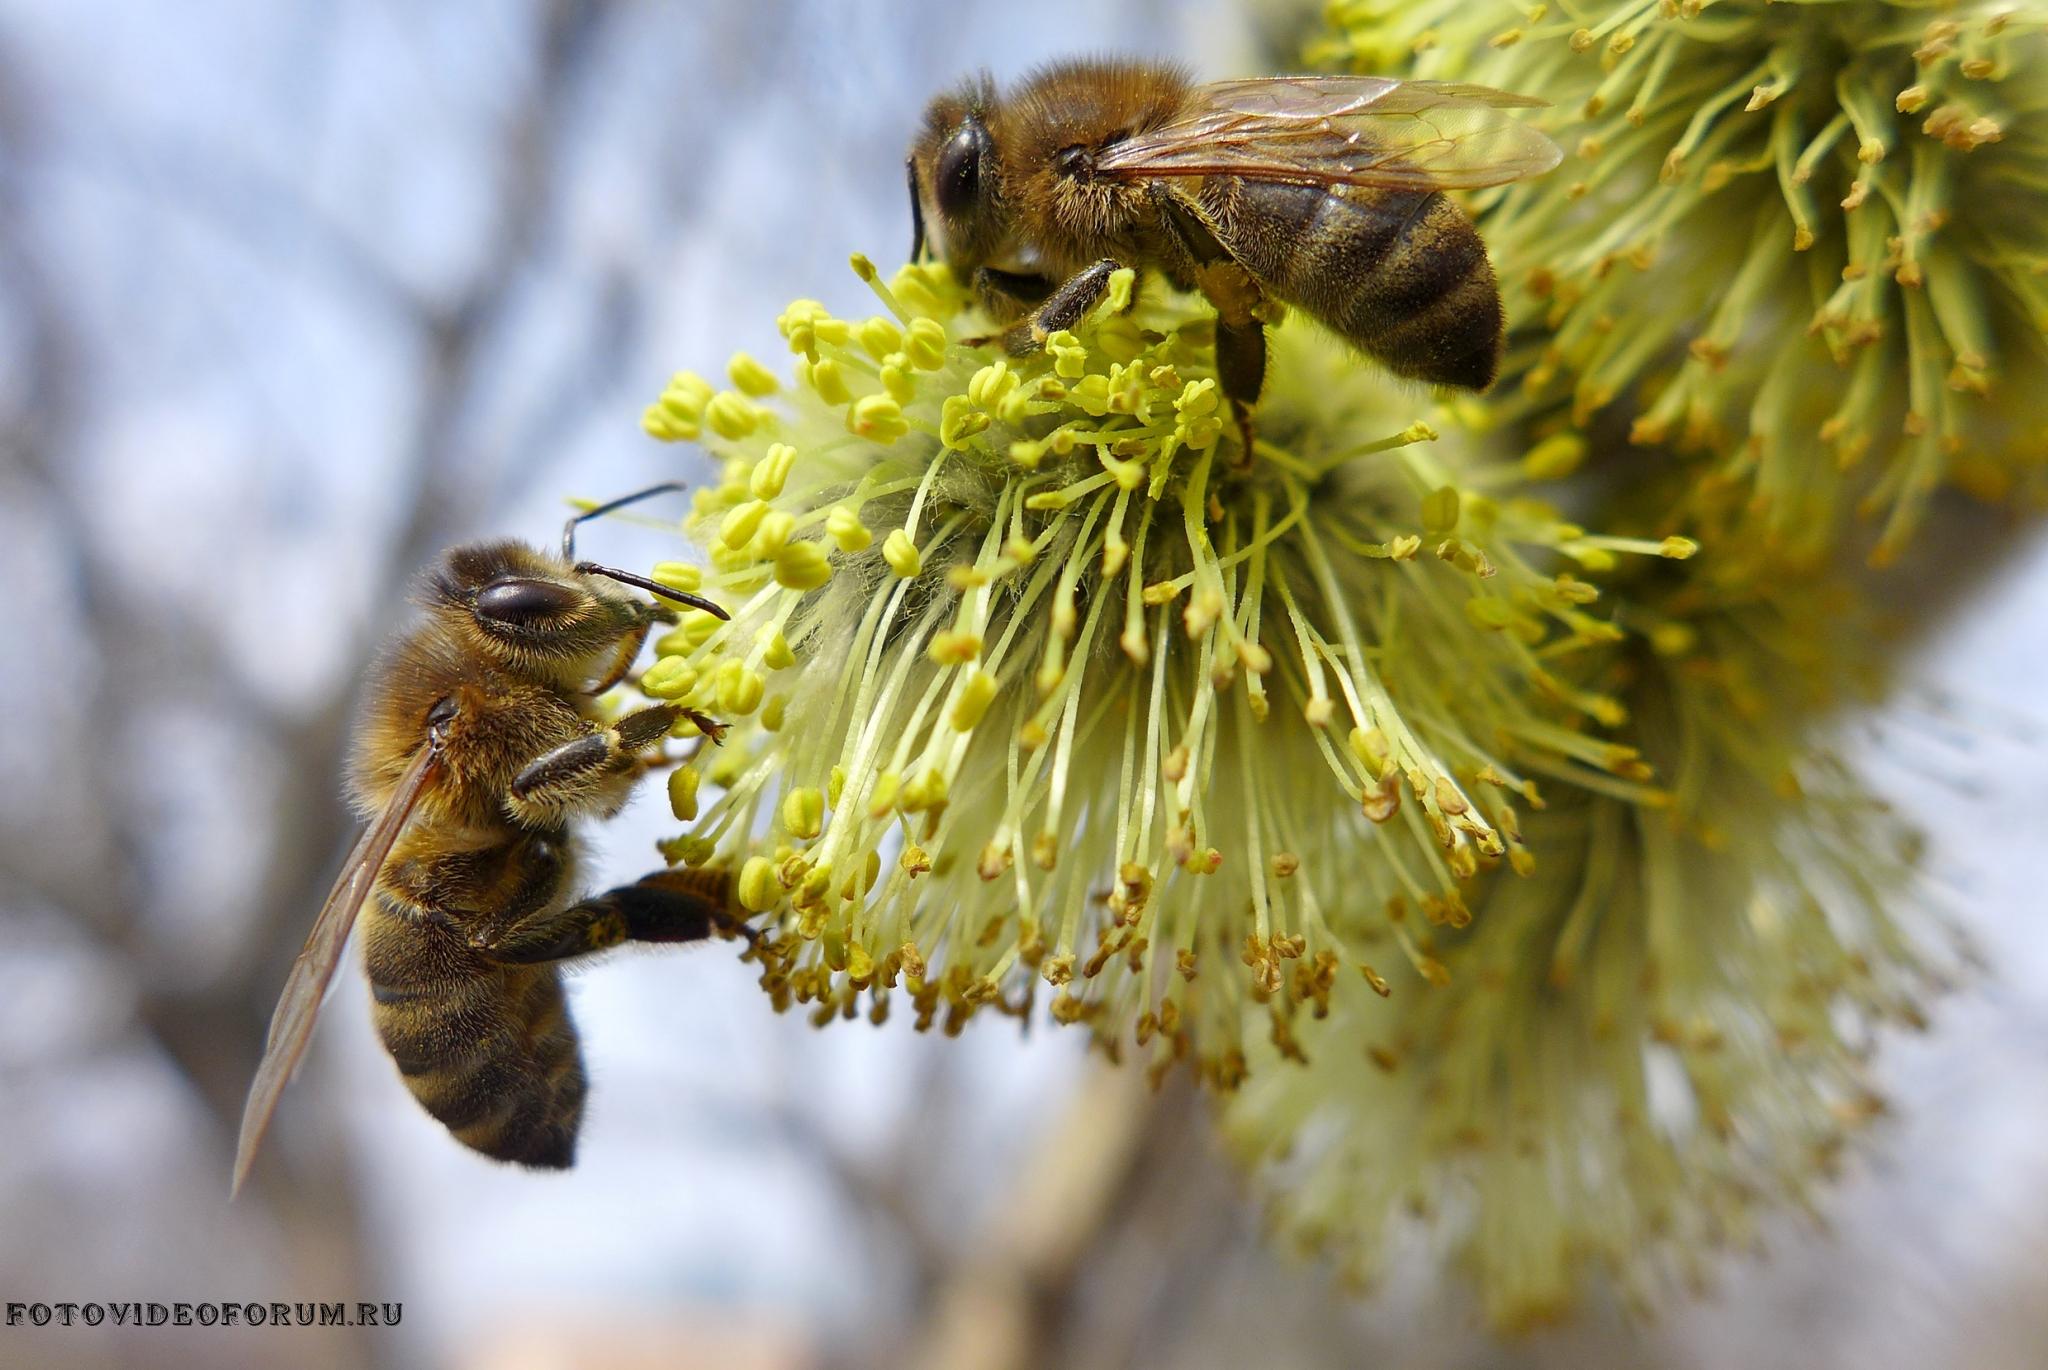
[906,155,927,263]
[574,563,731,621]
[561,481,689,561]
[561,483,729,618]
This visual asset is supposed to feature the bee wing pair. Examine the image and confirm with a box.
[1095,75,1561,190]
[230,738,444,1198]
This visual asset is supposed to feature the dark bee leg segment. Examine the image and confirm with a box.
[974,267,1055,310]
[961,268,1055,348]
[507,704,714,825]
[587,626,644,698]
[1215,320,1267,467]
[379,832,569,935]
[997,259,1123,355]
[477,869,746,965]
[907,156,927,263]
[1146,183,1269,466]
[587,599,678,697]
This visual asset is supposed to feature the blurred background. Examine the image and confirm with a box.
[1,2,2045,1368]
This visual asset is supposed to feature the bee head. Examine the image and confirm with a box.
[911,72,1003,270]
[422,487,727,677]
[425,541,645,670]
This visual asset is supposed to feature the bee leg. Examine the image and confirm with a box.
[1215,319,1267,468]
[960,267,1054,347]
[994,259,1125,355]
[382,832,569,946]
[1145,185,1266,465]
[975,267,1054,311]
[475,869,751,965]
[507,704,724,826]
[587,599,677,697]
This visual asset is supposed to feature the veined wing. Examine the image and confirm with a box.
[230,739,442,1197]
[1094,75,1561,191]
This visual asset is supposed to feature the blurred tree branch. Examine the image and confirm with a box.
[0,5,626,1364]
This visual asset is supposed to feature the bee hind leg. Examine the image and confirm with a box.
[1215,319,1267,468]
[474,869,752,965]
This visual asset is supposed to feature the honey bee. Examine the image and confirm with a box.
[907,59,1561,451]
[232,484,746,1195]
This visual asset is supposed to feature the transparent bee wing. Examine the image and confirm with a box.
[230,740,442,1197]
[1094,76,1561,191]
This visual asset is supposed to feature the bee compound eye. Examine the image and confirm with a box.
[935,120,988,221]
[474,576,584,627]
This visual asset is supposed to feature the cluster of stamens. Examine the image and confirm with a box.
[634,253,1686,1084]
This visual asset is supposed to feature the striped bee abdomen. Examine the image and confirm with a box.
[361,900,587,1169]
[1213,177,1503,391]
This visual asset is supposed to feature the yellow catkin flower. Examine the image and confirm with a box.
[635,256,1675,1092]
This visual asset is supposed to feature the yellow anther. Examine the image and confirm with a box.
[667,766,702,822]
[714,661,765,715]
[867,770,902,818]
[651,561,703,593]
[941,394,991,449]
[880,361,916,404]
[928,630,983,665]
[1522,431,1586,479]
[858,316,904,360]
[1421,485,1461,535]
[883,528,922,578]
[968,360,1019,408]
[805,357,852,405]
[849,393,909,444]
[827,504,872,552]
[737,856,779,912]
[728,352,779,397]
[720,500,769,550]
[905,317,948,370]
[752,509,796,555]
[640,656,700,700]
[774,540,832,591]
[950,671,999,731]
[782,787,825,840]
[750,443,797,500]
[705,391,760,440]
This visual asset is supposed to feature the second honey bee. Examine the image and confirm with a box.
[908,59,1562,451]
[233,485,746,1195]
